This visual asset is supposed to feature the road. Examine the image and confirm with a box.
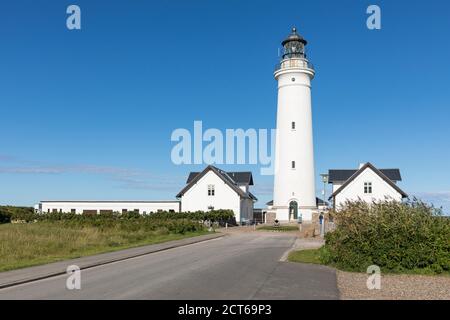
[0,232,339,299]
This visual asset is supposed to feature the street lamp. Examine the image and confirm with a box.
[319,173,329,237]
[320,173,329,209]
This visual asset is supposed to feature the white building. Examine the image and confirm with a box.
[38,200,180,215]
[176,165,257,224]
[271,27,317,223]
[38,165,257,224]
[328,162,408,210]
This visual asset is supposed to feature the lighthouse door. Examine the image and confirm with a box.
[289,201,298,221]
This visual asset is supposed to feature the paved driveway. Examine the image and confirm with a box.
[0,232,339,300]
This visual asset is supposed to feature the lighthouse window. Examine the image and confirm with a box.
[291,122,296,130]
[291,161,296,169]
[291,77,296,82]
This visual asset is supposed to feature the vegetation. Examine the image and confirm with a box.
[0,206,35,223]
[321,200,450,275]
[0,222,208,272]
[0,208,235,271]
[258,225,298,232]
[0,207,235,225]
[288,248,322,264]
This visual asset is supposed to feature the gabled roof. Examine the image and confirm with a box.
[329,162,408,200]
[176,165,254,199]
[329,168,401,183]
[266,197,328,206]
[186,171,253,185]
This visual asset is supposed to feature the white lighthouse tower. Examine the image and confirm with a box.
[272,27,317,223]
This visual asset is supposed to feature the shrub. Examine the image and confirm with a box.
[0,206,35,223]
[321,199,450,274]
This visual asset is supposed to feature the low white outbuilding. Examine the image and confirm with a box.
[37,165,257,224]
[38,200,180,215]
[328,162,408,210]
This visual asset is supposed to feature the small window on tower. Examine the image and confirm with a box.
[364,182,372,194]
[291,122,296,130]
[291,161,296,169]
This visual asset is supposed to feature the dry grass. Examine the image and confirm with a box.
[0,222,207,272]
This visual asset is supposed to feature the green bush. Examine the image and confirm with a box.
[322,200,450,274]
[0,207,235,234]
[0,206,35,223]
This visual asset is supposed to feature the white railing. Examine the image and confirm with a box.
[275,58,314,72]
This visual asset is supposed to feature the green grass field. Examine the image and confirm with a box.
[0,222,208,272]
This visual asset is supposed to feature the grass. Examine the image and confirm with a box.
[0,222,209,272]
[288,249,322,264]
[257,225,298,232]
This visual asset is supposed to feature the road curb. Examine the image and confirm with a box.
[0,232,226,289]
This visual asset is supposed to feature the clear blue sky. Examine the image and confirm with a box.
[1,0,449,213]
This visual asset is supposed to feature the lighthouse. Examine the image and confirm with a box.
[272,27,317,223]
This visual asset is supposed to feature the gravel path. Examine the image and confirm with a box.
[337,270,450,300]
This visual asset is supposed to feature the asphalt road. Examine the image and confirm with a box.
[0,232,339,299]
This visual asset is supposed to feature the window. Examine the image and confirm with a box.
[291,122,296,130]
[291,161,296,169]
[70,209,76,214]
[364,182,372,194]
[208,184,215,196]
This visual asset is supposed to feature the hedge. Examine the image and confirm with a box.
[0,207,235,226]
[321,199,450,274]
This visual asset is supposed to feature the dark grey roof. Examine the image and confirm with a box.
[328,168,402,183]
[316,198,328,206]
[177,165,255,199]
[186,171,253,185]
[266,197,327,207]
[329,162,408,200]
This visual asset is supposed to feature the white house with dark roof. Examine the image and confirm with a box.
[176,165,257,223]
[38,165,257,224]
[328,162,408,210]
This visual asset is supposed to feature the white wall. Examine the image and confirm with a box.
[40,201,180,214]
[180,170,242,222]
[332,183,343,194]
[240,198,254,222]
[334,167,403,210]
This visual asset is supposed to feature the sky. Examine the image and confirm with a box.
[0,0,449,214]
